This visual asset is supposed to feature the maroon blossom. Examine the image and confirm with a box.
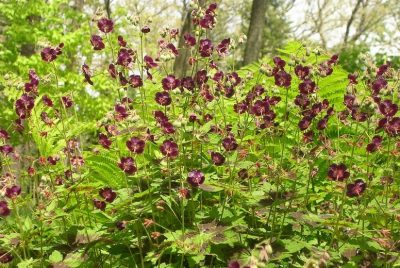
[216,38,230,57]
[210,152,225,166]
[0,251,13,263]
[114,104,129,121]
[144,55,158,69]
[90,35,105,50]
[141,25,150,33]
[199,14,215,29]
[160,140,179,158]
[366,135,383,153]
[348,73,358,84]
[187,170,205,187]
[195,69,208,85]
[129,74,143,88]
[126,137,145,154]
[181,77,195,91]
[117,48,134,68]
[0,130,9,140]
[24,69,39,93]
[184,33,196,46]
[5,185,21,199]
[294,65,310,80]
[328,163,350,181]
[346,179,366,197]
[377,63,390,76]
[299,79,316,94]
[82,64,93,85]
[273,56,286,69]
[93,199,106,210]
[199,39,213,57]
[155,91,172,106]
[378,100,398,117]
[0,145,14,155]
[298,116,312,131]
[97,18,114,33]
[222,136,238,151]
[118,157,137,175]
[162,75,180,90]
[344,95,356,109]
[274,70,291,87]
[99,133,112,149]
[62,96,73,108]
[15,93,35,119]
[303,130,314,143]
[0,201,10,217]
[167,43,179,56]
[108,64,117,79]
[118,35,127,47]
[99,187,117,202]
[40,45,62,62]
[372,78,387,94]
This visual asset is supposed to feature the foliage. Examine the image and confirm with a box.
[0,2,399,268]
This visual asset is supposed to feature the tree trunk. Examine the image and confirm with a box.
[173,9,192,78]
[243,0,268,65]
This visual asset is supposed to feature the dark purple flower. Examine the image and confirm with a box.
[234,102,248,114]
[199,13,215,29]
[118,156,137,174]
[328,163,350,181]
[99,187,117,202]
[117,48,134,68]
[344,95,356,109]
[62,96,73,108]
[93,199,106,210]
[141,25,150,33]
[195,69,208,85]
[351,109,368,122]
[154,110,168,124]
[15,93,35,119]
[378,100,398,117]
[294,94,310,108]
[348,73,358,84]
[273,56,286,69]
[118,35,127,47]
[298,116,312,131]
[108,64,117,79]
[0,130,9,140]
[210,152,225,166]
[0,201,10,217]
[126,137,145,154]
[294,65,309,80]
[90,35,105,50]
[114,104,129,121]
[160,121,175,134]
[299,79,316,94]
[119,72,128,86]
[184,33,196,46]
[384,117,400,136]
[228,261,240,268]
[5,185,21,199]
[0,251,13,263]
[162,75,180,90]
[187,170,205,187]
[199,39,213,57]
[40,47,58,62]
[116,220,127,230]
[167,43,179,56]
[217,38,230,57]
[346,179,366,197]
[24,69,39,93]
[317,116,329,130]
[227,72,241,87]
[377,63,390,76]
[82,64,93,85]
[366,135,383,153]
[222,136,238,151]
[47,156,59,165]
[144,55,158,69]
[155,91,172,106]
[372,78,387,94]
[129,74,143,88]
[160,140,179,158]
[0,145,14,155]
[181,77,195,91]
[99,133,112,149]
[303,130,314,143]
[97,18,114,33]
[274,70,291,88]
